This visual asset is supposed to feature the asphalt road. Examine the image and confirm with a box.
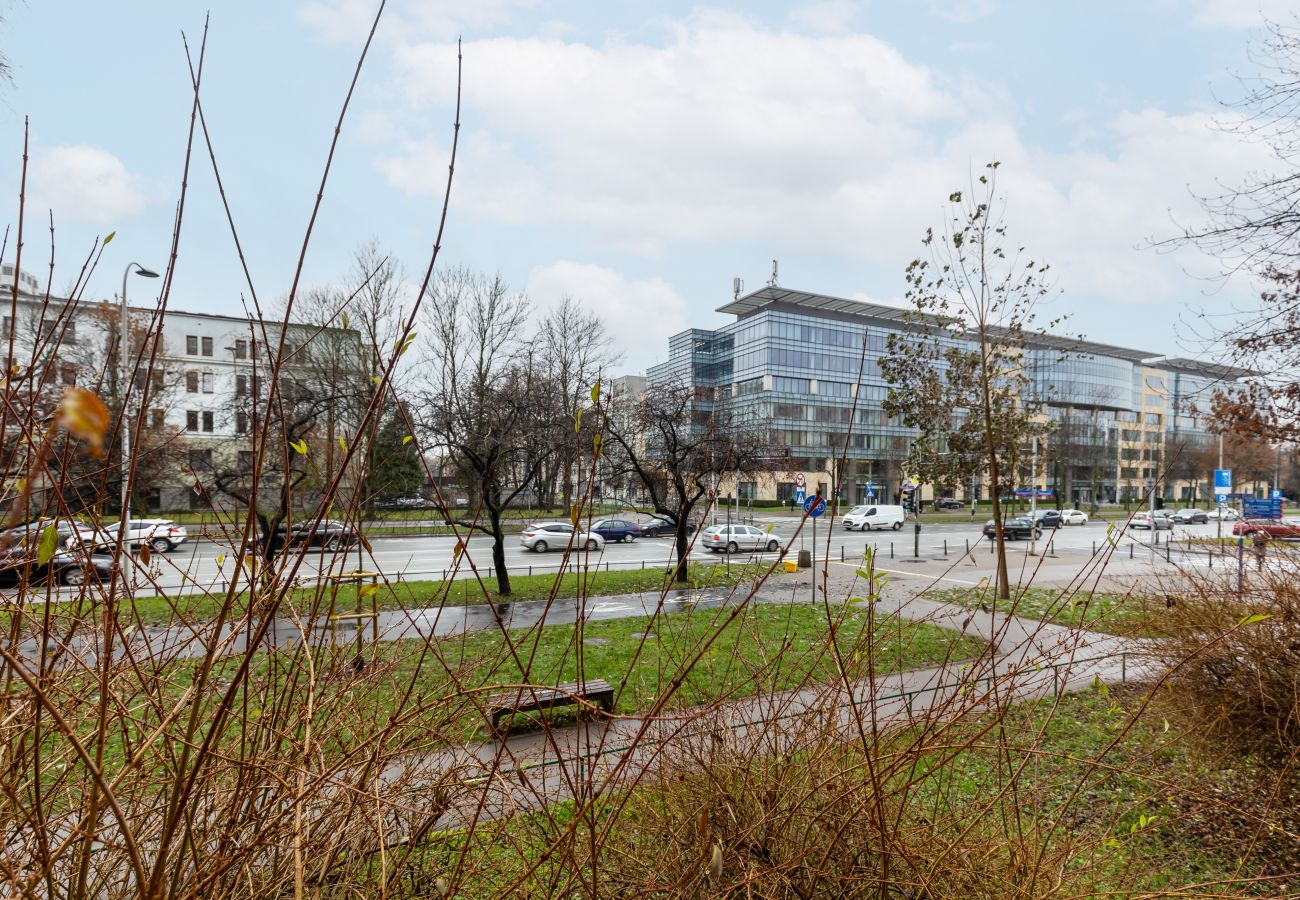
[70,514,1243,598]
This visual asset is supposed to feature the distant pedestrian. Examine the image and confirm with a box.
[1252,531,1269,570]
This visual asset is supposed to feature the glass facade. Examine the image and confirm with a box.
[647,288,1236,504]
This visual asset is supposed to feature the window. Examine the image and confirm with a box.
[59,365,76,386]
[201,372,214,393]
[186,371,198,393]
[202,411,214,433]
[235,410,248,434]
[150,409,164,428]
[186,411,199,431]
[235,339,248,360]
[238,450,254,472]
[737,481,757,501]
[201,336,213,357]
[236,374,248,397]
[777,482,796,502]
[188,448,213,470]
[2,316,9,335]
[186,335,198,355]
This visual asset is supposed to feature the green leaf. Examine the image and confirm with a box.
[215,553,226,567]
[574,408,583,434]
[1092,674,1109,699]
[1238,613,1272,626]
[371,375,383,386]
[590,381,600,405]
[103,231,116,245]
[37,525,58,565]
[289,438,308,456]
[593,433,603,457]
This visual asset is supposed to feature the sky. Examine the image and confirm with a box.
[0,0,1293,374]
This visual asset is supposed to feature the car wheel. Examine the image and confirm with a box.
[1034,529,1042,540]
[61,566,86,586]
[726,541,739,554]
[766,539,779,552]
[624,534,635,543]
[533,540,548,553]
[891,521,902,531]
[586,539,598,550]
[150,537,172,553]
[323,535,343,552]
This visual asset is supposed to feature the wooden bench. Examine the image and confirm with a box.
[486,679,615,735]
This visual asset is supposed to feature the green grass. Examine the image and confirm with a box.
[13,561,778,630]
[928,585,1153,635]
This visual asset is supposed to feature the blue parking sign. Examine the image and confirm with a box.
[1214,469,1232,494]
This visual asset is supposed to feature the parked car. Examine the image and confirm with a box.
[1129,511,1172,530]
[0,546,113,587]
[588,518,641,543]
[936,498,964,510]
[841,505,906,531]
[5,518,94,551]
[1233,518,1300,539]
[520,522,605,552]
[1057,509,1089,526]
[1206,507,1240,521]
[277,519,360,551]
[71,519,189,554]
[699,524,781,553]
[638,516,697,538]
[1170,508,1209,524]
[983,517,1042,541]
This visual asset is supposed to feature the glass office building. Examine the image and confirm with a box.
[646,287,1241,505]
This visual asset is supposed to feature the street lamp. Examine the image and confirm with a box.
[120,262,160,584]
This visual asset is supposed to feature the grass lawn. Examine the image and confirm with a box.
[399,684,1298,896]
[928,585,1156,636]
[11,560,781,630]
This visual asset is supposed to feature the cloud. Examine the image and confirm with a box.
[787,1,859,34]
[29,145,147,226]
[523,261,691,373]
[1196,0,1298,28]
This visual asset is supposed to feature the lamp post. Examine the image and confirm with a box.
[119,262,160,585]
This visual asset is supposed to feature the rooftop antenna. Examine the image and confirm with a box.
[769,259,779,287]
[733,276,743,300]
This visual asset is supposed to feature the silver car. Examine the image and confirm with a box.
[519,522,605,553]
[699,524,781,553]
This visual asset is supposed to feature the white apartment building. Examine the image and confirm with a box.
[2,266,362,511]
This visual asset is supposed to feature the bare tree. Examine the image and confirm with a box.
[416,268,560,595]
[881,163,1063,601]
[605,379,788,584]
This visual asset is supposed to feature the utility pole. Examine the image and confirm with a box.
[1217,432,1224,542]
[1028,436,1039,556]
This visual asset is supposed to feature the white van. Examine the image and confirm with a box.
[841,504,906,531]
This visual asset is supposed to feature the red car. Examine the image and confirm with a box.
[1233,518,1300,539]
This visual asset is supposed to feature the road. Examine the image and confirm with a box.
[31,514,1249,599]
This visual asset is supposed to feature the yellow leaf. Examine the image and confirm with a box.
[138,543,152,567]
[1238,613,1272,626]
[574,408,583,433]
[1162,718,1169,733]
[103,231,116,245]
[341,312,350,330]
[590,381,601,405]
[453,540,464,560]
[593,433,603,457]
[371,375,382,386]
[359,583,380,598]
[56,387,110,457]
[37,525,58,565]
[215,553,226,567]
[402,435,414,446]
[289,438,308,456]
[338,435,348,453]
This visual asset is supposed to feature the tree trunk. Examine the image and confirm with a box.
[487,493,511,596]
[672,520,690,584]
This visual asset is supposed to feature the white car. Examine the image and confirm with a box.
[519,522,605,553]
[699,524,781,553]
[69,518,189,553]
[1206,507,1241,521]
[1129,512,1172,531]
[1058,508,1088,526]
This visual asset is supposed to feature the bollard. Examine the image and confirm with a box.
[1121,653,1127,682]
[1092,540,1096,555]
[890,542,894,559]
[966,538,970,554]
[1209,550,1213,568]
[841,545,845,562]
[1129,543,1133,559]
[943,539,948,556]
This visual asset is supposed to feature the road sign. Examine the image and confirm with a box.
[1214,469,1232,495]
[1272,488,1283,500]
[803,494,826,518]
[793,488,806,504]
[794,472,806,488]
[1243,497,1283,520]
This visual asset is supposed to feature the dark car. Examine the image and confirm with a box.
[639,516,697,538]
[275,519,361,551]
[0,548,113,587]
[936,498,964,510]
[589,518,641,543]
[1032,509,1063,529]
[1170,508,1209,524]
[983,517,1042,541]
